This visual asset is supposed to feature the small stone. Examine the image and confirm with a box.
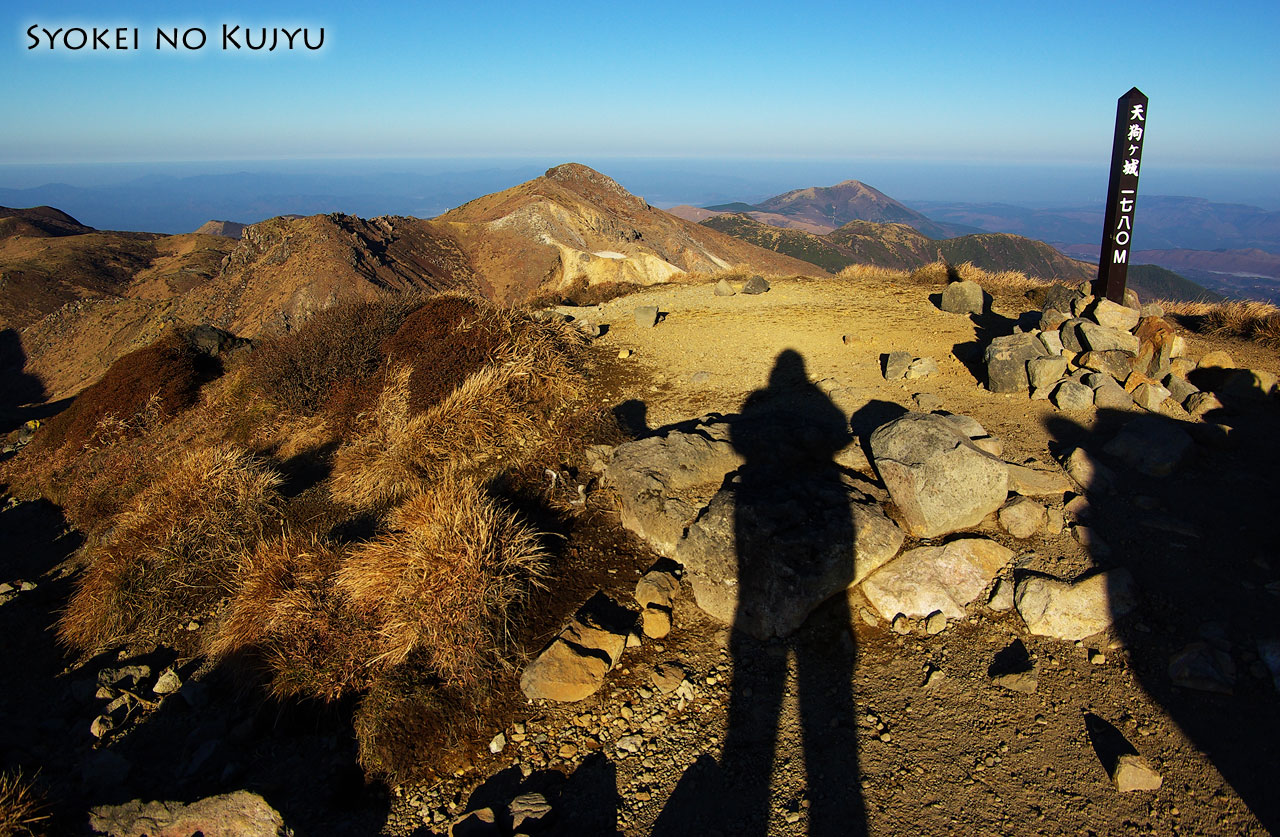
[1044,507,1064,536]
[153,668,182,696]
[905,357,940,379]
[489,733,506,754]
[633,306,659,328]
[90,714,114,739]
[1093,380,1135,410]
[1089,650,1106,664]
[1199,350,1234,369]
[1169,642,1236,694]
[1079,321,1140,354]
[913,392,943,412]
[1131,382,1171,411]
[1028,356,1069,390]
[186,620,201,631]
[650,663,684,693]
[1064,447,1113,493]
[992,670,1038,693]
[1015,569,1135,641]
[924,612,947,635]
[558,742,579,759]
[891,614,911,635]
[616,735,643,754]
[641,607,672,639]
[1006,464,1070,497]
[1113,754,1163,792]
[691,370,711,385]
[509,793,552,831]
[987,577,1015,611]
[883,351,912,380]
[999,496,1048,539]
[1185,390,1223,419]
[713,279,736,297]
[1162,374,1198,404]
[1088,298,1141,331]
[1038,330,1065,356]
[970,436,1003,457]
[941,280,984,315]
[924,667,947,688]
[1072,524,1110,556]
[741,275,770,294]
[635,570,679,610]
[617,349,633,359]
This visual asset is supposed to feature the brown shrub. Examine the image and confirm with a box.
[380,294,505,413]
[1164,298,1280,349]
[354,665,509,786]
[29,328,219,457]
[838,263,912,284]
[207,534,378,701]
[58,444,283,652]
[243,295,421,418]
[337,479,546,685]
[0,769,49,837]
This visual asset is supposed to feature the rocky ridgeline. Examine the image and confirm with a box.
[957,279,1277,415]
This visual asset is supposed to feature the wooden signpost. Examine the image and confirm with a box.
[1095,87,1149,303]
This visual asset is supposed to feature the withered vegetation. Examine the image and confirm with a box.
[0,769,49,837]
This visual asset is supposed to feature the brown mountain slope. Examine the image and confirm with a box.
[438,163,823,301]
[193,220,247,239]
[746,180,973,239]
[0,205,95,238]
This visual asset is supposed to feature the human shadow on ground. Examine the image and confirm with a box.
[0,328,51,434]
[1042,387,1280,830]
[654,349,868,836]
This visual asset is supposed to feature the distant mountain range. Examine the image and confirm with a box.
[670,179,979,239]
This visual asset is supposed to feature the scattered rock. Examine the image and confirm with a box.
[1131,382,1171,412]
[635,570,679,611]
[641,607,672,639]
[940,280,984,315]
[1063,447,1114,493]
[998,497,1047,539]
[905,356,939,379]
[861,538,1014,621]
[924,612,947,635]
[1102,415,1193,477]
[1078,322,1140,354]
[1051,380,1094,411]
[1027,356,1068,390]
[869,412,1009,538]
[1014,569,1135,641]
[1005,463,1070,497]
[508,793,552,831]
[987,577,1015,611]
[912,392,943,412]
[1078,350,1136,381]
[520,607,630,702]
[1199,350,1234,369]
[1038,329,1065,356]
[650,663,684,693]
[1093,379,1135,410]
[88,791,287,837]
[1185,390,1223,419]
[1113,754,1163,792]
[152,668,182,696]
[451,807,498,836]
[633,306,659,328]
[992,670,1038,693]
[984,333,1048,393]
[741,275,770,294]
[713,279,736,297]
[1168,642,1236,694]
[1087,298,1141,332]
[882,351,912,381]
[489,733,506,754]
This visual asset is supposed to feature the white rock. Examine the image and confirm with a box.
[1014,569,1135,641]
[861,538,1014,620]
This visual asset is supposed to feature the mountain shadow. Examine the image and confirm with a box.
[655,349,867,836]
[1042,395,1280,831]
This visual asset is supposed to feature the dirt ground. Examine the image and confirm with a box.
[380,273,1280,835]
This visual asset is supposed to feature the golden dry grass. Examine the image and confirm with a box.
[1163,298,1280,349]
[838,263,912,284]
[338,479,547,685]
[208,534,378,700]
[58,444,283,652]
[0,770,49,837]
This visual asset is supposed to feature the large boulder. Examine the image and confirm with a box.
[1014,569,1135,640]
[984,333,1048,393]
[860,537,1013,620]
[869,412,1009,538]
[88,791,287,837]
[677,476,904,639]
[940,280,984,315]
[604,420,744,557]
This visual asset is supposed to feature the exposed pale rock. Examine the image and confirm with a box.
[940,280,984,315]
[1038,329,1065,355]
[999,496,1047,538]
[1093,379,1135,410]
[1185,391,1223,419]
[521,617,628,702]
[641,607,672,639]
[970,436,1003,456]
[1059,318,1088,353]
[1028,356,1069,390]
[1064,447,1114,492]
[861,538,1014,621]
[1088,298,1141,331]
[633,306,659,328]
[509,793,553,831]
[713,279,736,297]
[987,577,1015,611]
[88,791,286,837]
[1014,569,1135,641]
[905,356,939,379]
[1078,350,1135,381]
[883,351,912,380]
[1199,350,1234,369]
[1052,380,1094,411]
[1131,382,1171,411]
[741,275,770,294]
[635,570,679,610]
[870,413,1009,538]
[1162,374,1198,404]
[1113,754,1163,792]
[1006,463,1070,497]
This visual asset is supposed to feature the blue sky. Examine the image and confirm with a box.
[3,1,1279,174]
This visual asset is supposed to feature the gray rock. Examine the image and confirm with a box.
[1162,374,1198,404]
[1168,642,1236,694]
[633,306,659,328]
[1185,390,1223,419]
[641,606,672,639]
[937,412,987,440]
[1093,380,1136,410]
[88,791,286,837]
[152,668,182,696]
[1139,303,1165,318]
[1051,380,1094,411]
[1028,356,1069,390]
[861,538,1014,621]
[1040,308,1071,331]
[1014,569,1135,641]
[1064,447,1114,493]
[741,275,770,294]
[883,351,912,380]
[1059,319,1088,353]
[1079,321,1140,354]
[677,481,904,639]
[940,280,984,314]
[1087,298,1141,332]
[1038,329,1065,356]
[924,612,948,635]
[1072,294,1095,317]
[604,420,743,557]
[912,392,944,412]
[993,669,1038,693]
[713,279,736,297]
[869,412,1009,538]
[1103,415,1193,477]
[635,570,679,610]
[509,793,553,831]
[905,356,939,379]
[987,577,1015,611]
[984,333,1048,393]
[1078,350,1136,381]
[998,497,1047,538]
[1040,284,1083,315]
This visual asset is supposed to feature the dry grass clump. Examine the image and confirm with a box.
[528,276,644,307]
[208,534,378,701]
[58,444,283,652]
[838,263,911,283]
[328,303,586,508]
[1164,298,1280,349]
[244,295,421,418]
[27,328,219,458]
[338,480,547,684]
[0,770,49,837]
[953,261,1047,292]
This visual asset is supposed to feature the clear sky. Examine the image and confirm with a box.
[3,1,1278,173]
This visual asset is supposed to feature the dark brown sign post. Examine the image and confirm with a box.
[1095,87,1149,303]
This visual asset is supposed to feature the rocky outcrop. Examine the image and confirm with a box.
[88,791,287,837]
